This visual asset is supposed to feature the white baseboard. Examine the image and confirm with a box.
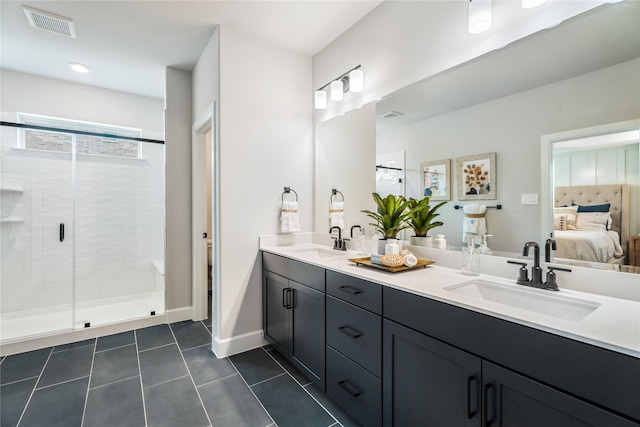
[211,329,268,358]
[166,306,193,323]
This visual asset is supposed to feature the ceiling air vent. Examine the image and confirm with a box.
[379,111,404,119]
[23,6,77,38]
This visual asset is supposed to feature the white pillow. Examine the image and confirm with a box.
[575,212,612,231]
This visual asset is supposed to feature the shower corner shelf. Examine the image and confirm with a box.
[0,216,24,224]
[0,185,24,194]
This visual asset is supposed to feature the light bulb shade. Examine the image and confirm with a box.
[349,69,364,92]
[468,0,492,34]
[330,80,344,101]
[521,0,546,8]
[314,90,327,109]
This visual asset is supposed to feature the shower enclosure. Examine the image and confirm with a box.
[0,118,165,343]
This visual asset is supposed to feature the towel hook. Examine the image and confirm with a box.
[330,189,344,203]
[282,187,298,202]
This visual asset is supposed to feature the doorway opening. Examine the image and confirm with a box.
[192,103,219,338]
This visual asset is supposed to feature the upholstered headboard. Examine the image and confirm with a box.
[554,184,630,256]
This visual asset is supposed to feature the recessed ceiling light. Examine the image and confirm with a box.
[68,62,91,73]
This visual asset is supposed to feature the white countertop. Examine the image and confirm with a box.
[261,243,640,358]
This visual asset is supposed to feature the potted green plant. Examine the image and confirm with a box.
[362,193,414,253]
[407,196,447,247]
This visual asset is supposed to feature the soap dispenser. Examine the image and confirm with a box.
[477,235,493,255]
[462,236,480,276]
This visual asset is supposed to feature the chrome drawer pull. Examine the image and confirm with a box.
[338,285,362,295]
[338,380,362,397]
[338,325,363,339]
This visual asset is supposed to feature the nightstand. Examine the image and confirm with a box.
[630,235,640,267]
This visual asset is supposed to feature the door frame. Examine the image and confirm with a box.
[191,102,220,338]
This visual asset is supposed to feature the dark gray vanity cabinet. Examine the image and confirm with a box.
[325,271,383,427]
[383,319,482,427]
[383,287,640,427]
[383,319,637,427]
[262,253,325,390]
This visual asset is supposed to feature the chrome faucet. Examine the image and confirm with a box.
[330,226,347,251]
[523,241,543,286]
[545,238,556,263]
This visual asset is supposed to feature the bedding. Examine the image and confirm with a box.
[554,229,623,263]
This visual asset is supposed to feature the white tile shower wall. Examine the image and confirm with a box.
[0,126,165,318]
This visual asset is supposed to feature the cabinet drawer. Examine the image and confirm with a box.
[327,346,382,427]
[262,252,325,291]
[327,270,381,314]
[327,296,381,377]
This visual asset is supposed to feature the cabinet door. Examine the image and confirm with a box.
[263,271,291,355]
[290,280,325,390]
[483,361,637,427]
[383,320,481,427]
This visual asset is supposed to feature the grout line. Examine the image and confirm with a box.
[52,341,96,354]
[80,341,97,426]
[328,423,339,427]
[248,372,287,388]
[262,347,340,425]
[195,372,239,389]
[88,374,141,391]
[0,375,40,387]
[227,357,277,426]
[94,342,136,354]
[134,329,149,427]
[168,325,214,427]
[137,342,174,353]
[181,342,211,353]
[140,374,192,391]
[34,375,90,391]
[15,347,54,426]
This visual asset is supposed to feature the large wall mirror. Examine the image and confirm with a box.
[315,2,640,274]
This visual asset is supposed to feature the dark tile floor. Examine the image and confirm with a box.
[0,320,361,427]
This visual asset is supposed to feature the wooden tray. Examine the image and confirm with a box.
[348,257,435,273]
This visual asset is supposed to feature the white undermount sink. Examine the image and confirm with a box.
[289,247,343,259]
[444,280,601,321]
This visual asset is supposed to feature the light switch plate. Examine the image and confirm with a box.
[521,193,538,205]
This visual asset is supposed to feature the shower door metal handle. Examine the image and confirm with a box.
[59,223,65,242]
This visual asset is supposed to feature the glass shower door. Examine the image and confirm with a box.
[73,138,165,328]
[0,126,74,340]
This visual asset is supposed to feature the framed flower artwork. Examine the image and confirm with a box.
[420,159,451,201]
[456,152,496,200]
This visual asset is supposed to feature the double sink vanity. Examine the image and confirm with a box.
[260,239,639,427]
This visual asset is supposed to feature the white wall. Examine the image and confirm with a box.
[377,59,640,252]
[312,1,606,123]
[165,67,194,310]
[315,103,376,235]
[217,25,312,341]
[0,70,163,137]
[192,28,219,122]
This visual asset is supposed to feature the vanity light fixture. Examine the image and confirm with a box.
[68,62,91,73]
[314,65,363,110]
[331,80,344,101]
[468,0,492,34]
[521,0,547,8]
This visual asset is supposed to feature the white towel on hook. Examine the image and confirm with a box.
[330,201,345,229]
[281,200,300,233]
[462,204,487,244]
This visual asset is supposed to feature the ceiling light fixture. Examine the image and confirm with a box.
[521,0,547,8]
[468,0,492,34]
[314,65,363,110]
[68,62,91,73]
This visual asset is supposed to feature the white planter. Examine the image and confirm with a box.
[375,239,387,255]
[410,236,433,247]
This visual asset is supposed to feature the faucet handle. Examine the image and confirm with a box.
[507,260,530,286]
[543,266,572,291]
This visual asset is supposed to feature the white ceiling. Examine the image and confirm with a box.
[0,0,382,99]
